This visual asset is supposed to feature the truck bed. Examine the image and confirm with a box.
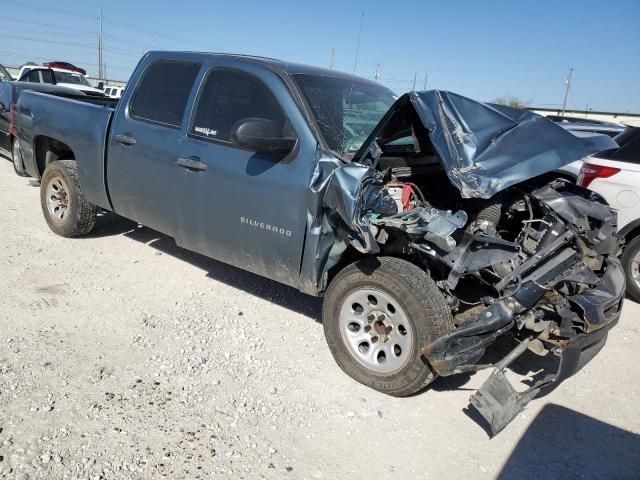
[17,90,116,210]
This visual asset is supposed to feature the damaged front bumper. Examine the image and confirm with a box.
[422,257,625,435]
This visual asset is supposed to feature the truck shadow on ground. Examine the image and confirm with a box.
[86,211,323,320]
[85,212,593,402]
[497,403,640,479]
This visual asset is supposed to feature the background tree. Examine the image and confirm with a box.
[493,96,529,109]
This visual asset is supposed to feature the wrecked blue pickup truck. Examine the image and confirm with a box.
[16,52,624,433]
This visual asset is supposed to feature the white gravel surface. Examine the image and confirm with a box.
[1,158,639,480]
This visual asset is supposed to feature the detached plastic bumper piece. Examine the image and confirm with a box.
[470,313,619,436]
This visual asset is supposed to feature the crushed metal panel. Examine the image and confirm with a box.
[356,90,618,199]
[299,149,397,294]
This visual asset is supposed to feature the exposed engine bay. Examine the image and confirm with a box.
[371,169,620,350]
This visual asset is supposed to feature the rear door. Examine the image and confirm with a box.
[106,59,202,236]
[175,64,310,287]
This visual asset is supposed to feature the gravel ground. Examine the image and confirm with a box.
[1,157,639,480]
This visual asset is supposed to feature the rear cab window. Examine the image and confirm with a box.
[0,84,10,109]
[129,60,201,128]
[189,68,289,145]
[599,128,640,164]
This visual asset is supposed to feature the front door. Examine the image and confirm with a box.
[175,66,311,287]
[106,59,202,236]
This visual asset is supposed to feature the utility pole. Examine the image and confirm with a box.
[561,67,573,116]
[374,64,380,81]
[353,13,364,74]
[423,73,428,90]
[412,72,417,91]
[97,5,104,79]
[329,48,335,69]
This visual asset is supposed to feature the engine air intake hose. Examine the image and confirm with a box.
[470,194,503,233]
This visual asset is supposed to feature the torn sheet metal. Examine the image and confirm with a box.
[298,150,398,294]
[321,162,397,253]
[356,90,618,199]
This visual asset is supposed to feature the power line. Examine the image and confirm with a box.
[2,16,97,35]
[0,33,96,50]
[103,17,215,49]
[0,26,94,40]
[9,1,96,19]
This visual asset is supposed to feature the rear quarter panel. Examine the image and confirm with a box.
[17,91,114,209]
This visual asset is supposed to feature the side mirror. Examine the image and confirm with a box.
[230,118,296,155]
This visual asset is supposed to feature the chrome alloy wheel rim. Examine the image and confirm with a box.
[632,252,640,291]
[339,288,413,374]
[45,175,70,222]
[12,141,22,171]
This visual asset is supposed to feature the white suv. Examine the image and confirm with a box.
[577,125,640,300]
[17,66,105,96]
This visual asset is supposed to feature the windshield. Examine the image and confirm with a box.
[292,74,395,156]
[53,71,91,87]
[0,64,13,82]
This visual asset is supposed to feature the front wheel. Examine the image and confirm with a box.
[622,236,640,302]
[40,160,96,237]
[323,256,455,397]
[11,138,28,177]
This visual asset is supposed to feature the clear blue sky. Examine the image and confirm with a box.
[1,0,639,112]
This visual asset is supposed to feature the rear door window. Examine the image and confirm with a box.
[189,69,287,144]
[130,60,201,128]
[599,128,640,164]
[611,133,640,163]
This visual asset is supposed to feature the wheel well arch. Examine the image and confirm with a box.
[34,135,75,177]
[620,220,640,246]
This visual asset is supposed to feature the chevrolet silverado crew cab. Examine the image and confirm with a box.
[16,52,625,434]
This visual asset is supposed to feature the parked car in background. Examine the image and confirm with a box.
[556,130,619,180]
[43,61,86,76]
[0,81,88,175]
[547,114,626,138]
[17,66,105,96]
[103,86,124,99]
[0,64,13,82]
[15,51,624,434]
[577,125,640,300]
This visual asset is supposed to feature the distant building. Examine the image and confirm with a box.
[530,106,640,125]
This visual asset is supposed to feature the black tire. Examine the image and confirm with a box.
[622,236,640,302]
[40,160,96,237]
[11,138,29,177]
[323,256,455,397]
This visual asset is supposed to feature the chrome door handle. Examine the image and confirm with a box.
[177,156,207,171]
[114,133,136,146]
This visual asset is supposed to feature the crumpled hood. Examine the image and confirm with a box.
[357,90,617,199]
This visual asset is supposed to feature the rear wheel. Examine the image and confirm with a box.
[40,160,96,237]
[11,138,28,177]
[323,256,455,397]
[622,235,640,302]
